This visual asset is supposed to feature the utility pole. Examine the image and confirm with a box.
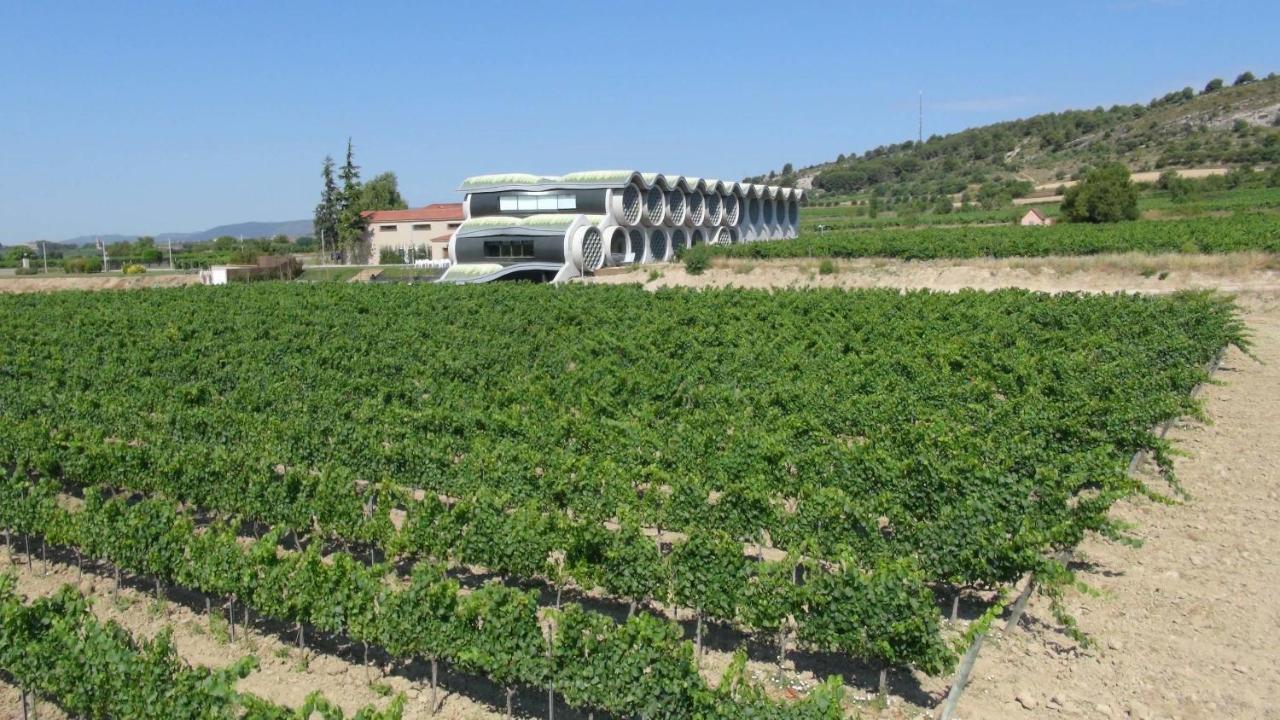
[40,240,48,273]
[168,237,175,270]
[918,90,923,146]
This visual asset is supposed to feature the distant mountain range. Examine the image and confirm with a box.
[47,219,313,247]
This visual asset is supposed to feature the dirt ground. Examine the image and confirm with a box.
[588,253,1280,296]
[0,273,200,293]
[1032,168,1230,193]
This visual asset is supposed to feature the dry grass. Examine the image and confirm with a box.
[593,253,1280,296]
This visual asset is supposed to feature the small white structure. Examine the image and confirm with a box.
[412,258,453,270]
[1019,208,1054,226]
[200,266,242,285]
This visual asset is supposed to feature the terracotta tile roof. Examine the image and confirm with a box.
[363,203,464,224]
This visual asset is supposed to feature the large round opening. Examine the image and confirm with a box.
[688,193,706,225]
[789,198,799,226]
[621,184,642,225]
[607,227,629,265]
[706,194,723,225]
[666,190,686,225]
[723,195,740,225]
[671,229,688,251]
[763,197,775,225]
[727,227,741,244]
[645,186,665,226]
[628,229,645,262]
[690,228,705,246]
[748,197,760,225]
[580,227,604,271]
[649,228,669,260]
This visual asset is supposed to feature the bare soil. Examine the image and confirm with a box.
[0,274,200,293]
[1032,168,1230,193]
[590,254,1280,296]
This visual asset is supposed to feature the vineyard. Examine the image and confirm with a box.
[707,211,1280,260]
[0,283,1244,717]
[0,575,403,719]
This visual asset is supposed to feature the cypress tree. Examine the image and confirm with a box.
[337,138,365,260]
[313,156,339,256]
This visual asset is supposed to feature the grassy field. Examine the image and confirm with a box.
[295,266,364,282]
[706,212,1280,263]
[800,184,1280,232]
[372,266,446,282]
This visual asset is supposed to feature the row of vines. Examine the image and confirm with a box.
[713,211,1280,259]
[0,480,850,718]
[0,574,401,719]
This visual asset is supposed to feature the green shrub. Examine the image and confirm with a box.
[682,245,712,275]
[63,256,103,274]
[123,264,147,275]
[818,259,836,275]
[1157,171,1194,203]
[15,266,38,276]
[379,248,408,264]
[228,249,258,265]
[1061,163,1139,223]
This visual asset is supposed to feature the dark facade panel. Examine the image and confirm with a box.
[454,232,567,266]
[468,189,608,218]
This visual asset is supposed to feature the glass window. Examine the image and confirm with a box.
[483,240,536,259]
[412,224,430,230]
[498,193,576,213]
[379,225,397,232]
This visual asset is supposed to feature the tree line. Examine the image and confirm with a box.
[313,139,408,261]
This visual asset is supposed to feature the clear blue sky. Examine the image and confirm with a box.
[2,1,1277,243]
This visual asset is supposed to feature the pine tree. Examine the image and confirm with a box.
[313,156,339,257]
[337,138,365,260]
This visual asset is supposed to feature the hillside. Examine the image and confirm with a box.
[156,219,313,243]
[754,72,1280,200]
[60,219,312,246]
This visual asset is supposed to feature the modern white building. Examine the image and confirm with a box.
[440,171,802,283]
